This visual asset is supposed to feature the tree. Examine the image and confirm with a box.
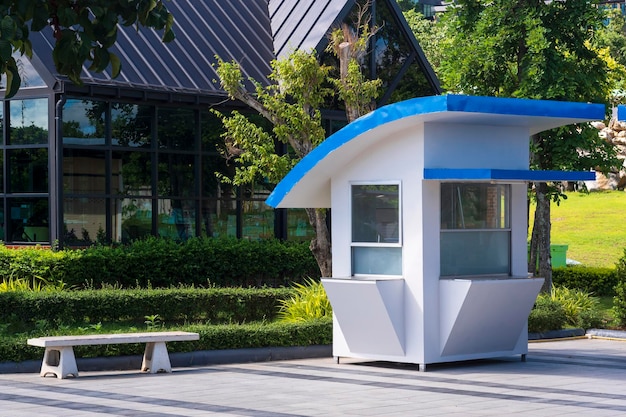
[0,1,174,97]
[403,10,447,78]
[214,6,381,277]
[437,0,618,291]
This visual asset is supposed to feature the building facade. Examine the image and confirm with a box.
[3,0,439,247]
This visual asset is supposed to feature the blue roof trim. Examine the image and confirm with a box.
[266,94,604,208]
[445,95,604,119]
[423,169,595,182]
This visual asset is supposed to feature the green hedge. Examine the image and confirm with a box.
[0,319,333,363]
[0,287,294,326]
[0,237,319,288]
[612,250,626,325]
[552,266,617,296]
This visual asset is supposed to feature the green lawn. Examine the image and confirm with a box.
[530,190,626,268]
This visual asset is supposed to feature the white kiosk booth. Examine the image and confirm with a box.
[266,94,601,370]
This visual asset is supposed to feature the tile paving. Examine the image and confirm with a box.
[1,338,626,416]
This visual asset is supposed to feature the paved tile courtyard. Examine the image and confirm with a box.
[1,338,626,416]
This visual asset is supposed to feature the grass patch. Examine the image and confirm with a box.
[530,190,626,268]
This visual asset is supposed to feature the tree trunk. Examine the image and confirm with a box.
[305,207,332,277]
[530,182,552,292]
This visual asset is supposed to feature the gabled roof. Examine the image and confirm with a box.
[269,0,353,58]
[266,94,605,208]
[29,0,275,98]
[27,0,440,101]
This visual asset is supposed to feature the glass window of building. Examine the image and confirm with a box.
[440,183,511,276]
[8,198,49,243]
[62,99,106,145]
[112,104,152,148]
[9,99,48,145]
[351,183,402,276]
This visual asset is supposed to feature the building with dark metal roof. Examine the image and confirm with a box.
[2,0,439,247]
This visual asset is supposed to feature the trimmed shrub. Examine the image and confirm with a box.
[548,286,602,329]
[0,287,293,326]
[613,249,626,326]
[0,319,333,363]
[528,296,567,333]
[552,266,617,296]
[0,237,319,289]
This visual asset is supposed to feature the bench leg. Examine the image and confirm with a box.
[141,342,172,373]
[40,346,78,379]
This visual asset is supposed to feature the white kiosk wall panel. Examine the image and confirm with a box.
[423,123,530,170]
[329,123,426,363]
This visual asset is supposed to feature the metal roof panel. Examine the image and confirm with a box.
[29,0,275,95]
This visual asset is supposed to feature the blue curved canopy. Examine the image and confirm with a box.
[266,94,605,208]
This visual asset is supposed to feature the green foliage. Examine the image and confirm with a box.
[278,278,332,323]
[0,237,318,289]
[612,249,626,326]
[552,266,618,297]
[214,49,331,186]
[436,0,618,288]
[548,286,601,328]
[537,191,626,268]
[528,286,607,333]
[0,287,293,327]
[403,10,448,77]
[529,285,605,331]
[0,1,174,97]
[528,295,567,333]
[0,319,333,364]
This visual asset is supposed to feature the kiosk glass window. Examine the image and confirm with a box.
[440,183,511,276]
[351,184,401,276]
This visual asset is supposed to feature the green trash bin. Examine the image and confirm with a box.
[550,244,568,268]
[527,244,569,268]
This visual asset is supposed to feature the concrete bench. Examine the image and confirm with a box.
[27,331,199,379]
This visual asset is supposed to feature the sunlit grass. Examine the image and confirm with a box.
[530,190,626,268]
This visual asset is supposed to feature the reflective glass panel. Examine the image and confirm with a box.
[158,154,194,197]
[1,54,47,88]
[352,184,399,243]
[113,198,152,243]
[352,247,402,275]
[9,98,48,144]
[0,151,4,193]
[0,205,4,241]
[201,111,223,152]
[242,199,274,240]
[203,184,237,238]
[62,100,106,145]
[202,155,229,197]
[200,198,236,238]
[440,183,511,276]
[440,231,511,276]
[374,1,436,101]
[111,104,152,148]
[441,183,510,230]
[112,151,152,196]
[63,149,106,194]
[287,209,315,242]
[157,199,195,240]
[63,197,106,245]
[158,107,195,150]
[8,198,49,243]
[9,148,48,192]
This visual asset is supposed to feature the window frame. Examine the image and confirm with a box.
[439,182,512,278]
[350,181,403,278]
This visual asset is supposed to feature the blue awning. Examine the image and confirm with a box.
[423,168,595,182]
